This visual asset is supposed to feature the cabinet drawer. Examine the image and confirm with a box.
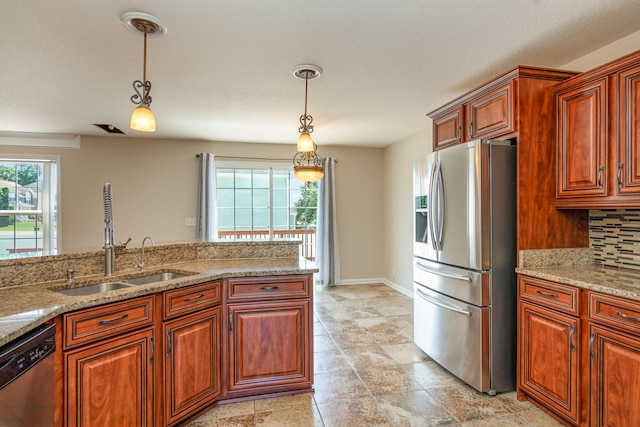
[163,280,221,320]
[519,276,579,315]
[63,295,155,349]
[226,275,310,301]
[589,292,640,335]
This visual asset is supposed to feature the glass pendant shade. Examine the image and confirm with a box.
[130,105,156,132]
[297,132,314,152]
[294,165,324,183]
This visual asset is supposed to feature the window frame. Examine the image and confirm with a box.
[0,154,61,257]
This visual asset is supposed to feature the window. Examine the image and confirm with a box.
[215,163,317,260]
[0,157,58,257]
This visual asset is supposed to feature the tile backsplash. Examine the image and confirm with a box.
[590,209,640,270]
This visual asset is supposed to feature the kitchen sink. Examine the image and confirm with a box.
[121,272,190,285]
[54,282,133,296]
[52,271,194,296]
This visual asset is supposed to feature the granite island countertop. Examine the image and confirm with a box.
[516,248,640,302]
[0,257,318,347]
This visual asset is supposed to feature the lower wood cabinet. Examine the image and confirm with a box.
[519,300,579,423]
[59,274,313,427]
[518,275,640,426]
[64,328,155,427]
[163,307,221,426]
[226,299,312,398]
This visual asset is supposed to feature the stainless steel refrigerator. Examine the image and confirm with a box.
[412,139,516,395]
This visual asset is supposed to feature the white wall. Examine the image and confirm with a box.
[381,126,432,295]
[0,137,384,282]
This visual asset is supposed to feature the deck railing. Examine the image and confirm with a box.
[217,229,316,261]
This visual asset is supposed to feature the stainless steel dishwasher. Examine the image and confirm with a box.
[0,323,55,427]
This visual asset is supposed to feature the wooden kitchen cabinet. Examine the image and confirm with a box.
[163,307,221,426]
[589,292,640,426]
[162,280,221,426]
[432,106,463,150]
[556,78,608,199]
[64,327,155,427]
[224,275,313,400]
[555,50,640,207]
[429,66,588,255]
[518,276,580,424]
[430,81,513,150]
[62,295,156,427]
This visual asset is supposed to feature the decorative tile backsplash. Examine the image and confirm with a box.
[590,209,640,270]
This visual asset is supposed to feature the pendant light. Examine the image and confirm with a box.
[292,64,324,183]
[122,13,167,132]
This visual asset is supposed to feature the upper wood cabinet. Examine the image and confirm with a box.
[429,66,589,256]
[555,49,640,208]
[432,106,463,150]
[429,80,513,150]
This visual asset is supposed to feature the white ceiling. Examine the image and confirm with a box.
[1,0,640,148]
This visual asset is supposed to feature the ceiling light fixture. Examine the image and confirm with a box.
[122,12,167,132]
[292,64,324,183]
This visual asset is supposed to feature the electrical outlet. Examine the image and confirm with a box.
[185,218,196,227]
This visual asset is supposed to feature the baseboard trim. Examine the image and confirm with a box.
[331,278,413,298]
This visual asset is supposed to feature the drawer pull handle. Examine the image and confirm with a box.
[569,325,576,352]
[535,289,557,299]
[98,313,129,325]
[259,286,280,291]
[616,311,640,322]
[183,293,205,301]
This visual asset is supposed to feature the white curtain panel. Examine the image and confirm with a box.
[316,157,340,286]
[196,153,217,241]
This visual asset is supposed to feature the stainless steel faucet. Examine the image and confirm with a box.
[137,236,155,271]
[103,183,131,276]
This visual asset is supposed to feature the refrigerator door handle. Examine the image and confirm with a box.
[434,161,445,250]
[415,288,472,317]
[415,261,472,283]
[427,160,438,250]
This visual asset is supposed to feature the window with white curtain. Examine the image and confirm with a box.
[0,157,59,257]
[215,162,317,260]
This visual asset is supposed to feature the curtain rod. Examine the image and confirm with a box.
[196,154,338,162]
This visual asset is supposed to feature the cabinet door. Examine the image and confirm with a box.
[227,300,311,396]
[557,78,608,198]
[467,82,513,140]
[519,300,579,423]
[65,328,154,427]
[590,325,640,427]
[432,106,463,150]
[617,66,640,195]
[164,307,221,426]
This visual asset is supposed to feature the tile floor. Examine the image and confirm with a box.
[187,283,564,426]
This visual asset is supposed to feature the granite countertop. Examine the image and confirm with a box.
[0,257,318,348]
[516,264,640,301]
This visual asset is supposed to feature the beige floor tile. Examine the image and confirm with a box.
[319,318,364,334]
[330,331,377,349]
[461,414,530,426]
[253,392,316,412]
[314,348,353,374]
[381,342,431,365]
[314,334,337,352]
[367,328,414,346]
[341,344,398,370]
[375,390,459,426]
[401,361,461,389]
[375,304,413,317]
[317,395,392,427]
[517,409,567,426]
[427,383,515,423]
[313,370,371,404]
[256,404,324,427]
[186,414,256,427]
[357,365,423,395]
[192,400,255,421]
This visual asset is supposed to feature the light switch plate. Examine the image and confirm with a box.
[185,218,196,227]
